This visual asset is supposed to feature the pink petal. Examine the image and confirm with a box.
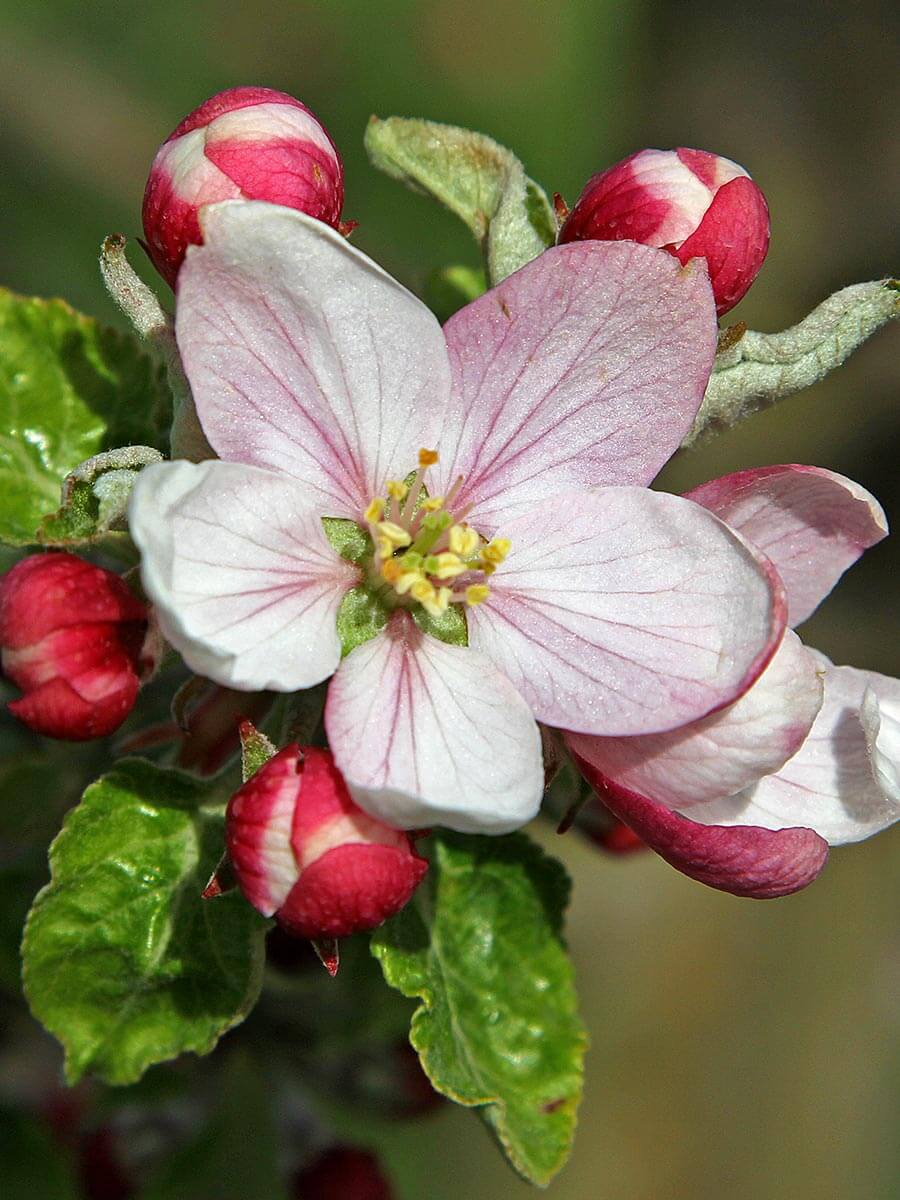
[129,459,356,690]
[687,465,887,626]
[324,612,543,834]
[176,202,451,517]
[566,630,822,808]
[468,487,785,736]
[573,755,828,898]
[687,656,900,844]
[434,241,717,529]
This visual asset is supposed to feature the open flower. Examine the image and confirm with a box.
[569,465,899,896]
[129,201,786,833]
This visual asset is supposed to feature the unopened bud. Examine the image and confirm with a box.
[559,147,770,315]
[292,1146,393,1200]
[142,86,346,287]
[226,745,428,940]
[0,553,151,740]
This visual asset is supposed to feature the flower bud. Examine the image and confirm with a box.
[142,86,345,287]
[292,1146,393,1200]
[559,147,770,315]
[0,553,150,740]
[226,745,428,939]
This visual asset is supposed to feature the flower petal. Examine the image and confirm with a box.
[176,201,451,516]
[572,755,828,898]
[468,487,785,736]
[434,241,716,528]
[129,459,355,690]
[324,612,543,834]
[566,630,822,808]
[686,657,900,843]
[686,465,887,626]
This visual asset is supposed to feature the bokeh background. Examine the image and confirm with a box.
[1,1,898,1197]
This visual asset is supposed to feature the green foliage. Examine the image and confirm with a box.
[365,117,556,285]
[0,288,170,546]
[372,831,587,1186]
[22,759,267,1085]
[0,1107,79,1200]
[425,264,488,322]
[412,600,468,645]
[321,515,372,566]
[335,584,390,657]
[142,1052,287,1200]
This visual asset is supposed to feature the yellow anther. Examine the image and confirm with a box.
[376,536,394,560]
[465,584,490,606]
[448,524,480,558]
[410,578,437,605]
[421,495,445,512]
[376,521,412,548]
[430,552,467,580]
[420,586,452,617]
[418,448,439,468]
[364,497,385,523]
[480,561,496,576]
[381,559,402,584]
[482,537,511,565]
[386,479,408,501]
[395,570,425,596]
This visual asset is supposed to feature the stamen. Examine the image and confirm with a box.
[364,497,385,523]
[465,584,490,606]
[376,521,412,549]
[418,448,439,468]
[481,537,511,566]
[429,552,467,580]
[386,480,408,502]
[448,524,480,558]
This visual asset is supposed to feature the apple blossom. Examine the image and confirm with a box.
[142,86,345,287]
[559,148,770,315]
[0,553,152,740]
[569,465,898,897]
[226,744,428,939]
[129,200,788,835]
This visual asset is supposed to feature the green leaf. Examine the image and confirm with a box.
[412,601,468,646]
[365,117,556,285]
[0,288,171,546]
[372,831,586,1186]
[322,515,372,565]
[0,1107,80,1200]
[425,264,488,323]
[22,758,267,1085]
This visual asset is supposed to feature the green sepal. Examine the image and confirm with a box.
[413,601,468,646]
[365,116,556,285]
[372,831,587,1186]
[335,585,390,657]
[21,758,267,1086]
[322,515,371,565]
[0,288,170,546]
[238,722,277,782]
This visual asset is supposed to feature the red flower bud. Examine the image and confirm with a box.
[559,147,770,315]
[226,745,428,939]
[142,86,345,287]
[293,1146,393,1200]
[0,553,149,740]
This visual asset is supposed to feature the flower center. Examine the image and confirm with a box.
[361,448,510,619]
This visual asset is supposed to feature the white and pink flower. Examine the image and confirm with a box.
[570,465,900,897]
[142,87,345,288]
[559,147,770,315]
[129,200,791,834]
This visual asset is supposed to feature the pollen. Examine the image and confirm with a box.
[361,453,508,620]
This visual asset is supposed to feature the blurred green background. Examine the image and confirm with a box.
[1,1,898,1197]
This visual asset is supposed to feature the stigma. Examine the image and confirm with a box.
[362,449,510,618]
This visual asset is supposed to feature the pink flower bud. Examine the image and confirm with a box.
[559,147,770,315]
[292,1146,393,1200]
[142,86,345,287]
[226,745,428,940]
[0,553,150,740]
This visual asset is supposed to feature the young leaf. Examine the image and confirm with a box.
[371,831,587,1186]
[365,117,556,285]
[0,289,170,546]
[22,759,266,1086]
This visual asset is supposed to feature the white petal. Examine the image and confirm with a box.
[129,460,356,690]
[468,487,784,736]
[567,630,822,808]
[324,613,543,834]
[685,657,900,843]
[176,202,451,516]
